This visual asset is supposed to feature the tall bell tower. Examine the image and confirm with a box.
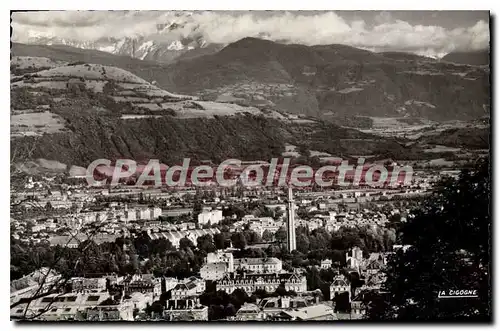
[286,186,297,252]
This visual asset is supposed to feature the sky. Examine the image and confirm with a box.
[11,10,490,58]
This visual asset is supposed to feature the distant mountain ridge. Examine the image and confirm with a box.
[441,50,490,66]
[16,22,224,64]
[12,39,490,122]
[163,38,490,121]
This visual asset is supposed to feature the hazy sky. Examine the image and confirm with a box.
[11,10,490,57]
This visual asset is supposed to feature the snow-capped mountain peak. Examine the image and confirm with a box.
[167,40,184,51]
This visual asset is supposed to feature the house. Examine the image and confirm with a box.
[200,262,227,281]
[123,292,153,312]
[162,208,192,218]
[363,253,386,275]
[320,259,333,269]
[361,272,386,291]
[10,292,110,321]
[350,300,367,319]
[71,277,107,293]
[200,251,235,280]
[233,303,262,321]
[346,246,363,271]
[48,233,120,248]
[171,282,197,300]
[257,296,311,318]
[147,228,221,248]
[171,277,205,300]
[124,274,161,299]
[277,304,336,321]
[246,217,283,236]
[330,274,351,302]
[86,303,135,321]
[206,251,234,272]
[136,207,162,220]
[163,298,208,321]
[216,271,307,294]
[234,257,283,274]
[197,209,223,225]
[349,290,371,319]
[10,268,62,306]
[162,277,179,293]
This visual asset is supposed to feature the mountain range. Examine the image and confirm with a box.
[12,38,490,122]
[16,15,224,65]
[10,38,489,171]
[10,54,410,168]
[24,35,224,64]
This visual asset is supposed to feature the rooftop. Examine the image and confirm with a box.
[280,304,336,321]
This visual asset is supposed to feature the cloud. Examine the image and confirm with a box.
[11,11,490,58]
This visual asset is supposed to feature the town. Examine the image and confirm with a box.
[10,165,447,321]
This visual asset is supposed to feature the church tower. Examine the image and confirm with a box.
[286,186,297,252]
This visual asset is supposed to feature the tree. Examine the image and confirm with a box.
[130,253,139,272]
[197,234,216,253]
[214,233,226,250]
[262,230,273,242]
[274,283,288,296]
[145,301,164,318]
[274,207,285,219]
[253,205,274,218]
[296,233,310,253]
[275,226,287,243]
[244,230,261,245]
[366,159,490,321]
[225,303,237,316]
[231,288,250,305]
[179,237,195,250]
[333,292,351,313]
[265,244,281,257]
[231,232,247,250]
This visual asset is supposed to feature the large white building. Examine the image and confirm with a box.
[320,259,333,270]
[247,217,283,236]
[330,274,351,302]
[234,257,283,274]
[206,251,234,272]
[11,292,111,320]
[200,262,228,281]
[124,274,162,300]
[200,251,234,280]
[147,228,221,248]
[137,207,162,221]
[57,206,162,226]
[232,217,284,236]
[346,246,364,271]
[197,209,223,225]
[10,268,61,306]
[217,271,307,294]
[163,298,208,321]
[296,218,323,232]
[171,277,205,300]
